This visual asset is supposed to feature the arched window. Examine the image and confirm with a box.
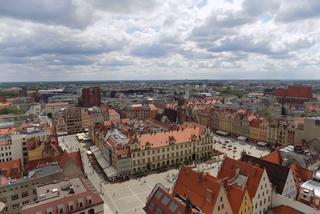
[88,209,94,214]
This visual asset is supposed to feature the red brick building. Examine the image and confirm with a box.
[78,87,101,107]
[274,85,313,105]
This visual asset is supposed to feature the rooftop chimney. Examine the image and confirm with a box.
[235,166,240,178]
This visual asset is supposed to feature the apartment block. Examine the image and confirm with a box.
[0,163,64,214]
[20,177,104,214]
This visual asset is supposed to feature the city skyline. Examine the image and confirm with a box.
[0,0,320,81]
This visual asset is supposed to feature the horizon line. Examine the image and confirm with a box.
[1,79,320,84]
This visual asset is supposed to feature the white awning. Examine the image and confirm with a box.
[104,166,117,178]
[237,136,247,141]
[93,150,110,169]
[257,142,268,146]
[216,130,229,136]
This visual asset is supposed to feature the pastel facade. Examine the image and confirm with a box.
[130,124,213,174]
[218,157,272,214]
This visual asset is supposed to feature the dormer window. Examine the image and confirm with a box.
[86,196,92,205]
[68,202,74,211]
[46,207,53,214]
[77,198,84,207]
[57,204,64,214]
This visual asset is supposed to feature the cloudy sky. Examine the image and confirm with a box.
[0,0,320,81]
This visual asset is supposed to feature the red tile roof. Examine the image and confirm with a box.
[103,119,128,127]
[262,150,281,164]
[149,104,158,111]
[0,159,22,179]
[0,176,9,185]
[137,123,205,150]
[58,151,84,172]
[287,85,312,99]
[144,184,191,214]
[227,184,246,214]
[173,166,222,214]
[218,157,264,198]
[290,162,313,188]
[0,127,16,136]
[45,102,69,107]
[274,88,287,97]
[242,154,289,194]
[274,85,312,99]
[272,205,303,214]
[108,108,119,116]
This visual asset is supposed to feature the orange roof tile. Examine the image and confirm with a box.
[227,184,246,214]
[173,166,222,214]
[58,151,83,172]
[262,150,281,164]
[108,108,119,116]
[0,159,22,179]
[273,205,303,214]
[45,102,69,107]
[0,102,12,108]
[149,104,158,111]
[274,88,287,97]
[103,119,128,127]
[0,127,16,136]
[137,123,205,150]
[218,157,264,198]
[293,117,305,127]
[290,162,313,188]
[0,176,9,185]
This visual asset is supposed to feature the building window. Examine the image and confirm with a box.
[68,202,74,211]
[21,191,29,198]
[11,194,19,200]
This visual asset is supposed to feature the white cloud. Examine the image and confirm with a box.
[0,0,320,81]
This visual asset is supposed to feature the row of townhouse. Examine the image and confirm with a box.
[208,107,296,145]
[53,106,120,135]
[145,157,272,214]
[145,153,302,214]
[93,122,214,178]
[116,103,158,120]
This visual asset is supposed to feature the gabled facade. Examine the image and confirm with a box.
[242,154,297,199]
[218,157,272,214]
[173,166,233,214]
[227,185,252,214]
[144,183,199,214]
